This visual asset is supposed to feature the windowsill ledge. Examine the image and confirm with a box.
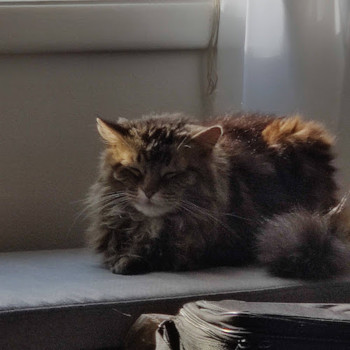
[2,248,350,348]
[0,0,214,54]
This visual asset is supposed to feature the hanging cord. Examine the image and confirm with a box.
[207,0,221,95]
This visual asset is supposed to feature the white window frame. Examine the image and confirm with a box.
[0,0,214,53]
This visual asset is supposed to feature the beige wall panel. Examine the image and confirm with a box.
[0,51,207,251]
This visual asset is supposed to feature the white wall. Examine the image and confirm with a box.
[0,51,210,251]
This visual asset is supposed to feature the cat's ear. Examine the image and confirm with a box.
[96,118,128,145]
[96,118,136,163]
[191,125,223,150]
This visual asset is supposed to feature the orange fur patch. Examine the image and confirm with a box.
[106,143,138,166]
[97,117,139,166]
[262,116,334,148]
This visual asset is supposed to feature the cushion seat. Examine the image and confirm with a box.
[1,248,350,349]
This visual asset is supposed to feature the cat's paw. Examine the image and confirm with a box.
[110,256,149,275]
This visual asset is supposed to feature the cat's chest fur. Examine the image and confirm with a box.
[120,212,204,241]
[138,216,163,240]
[116,213,164,240]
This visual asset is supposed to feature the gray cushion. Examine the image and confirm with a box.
[1,248,350,349]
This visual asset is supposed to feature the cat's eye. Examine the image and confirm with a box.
[162,171,180,180]
[126,167,142,178]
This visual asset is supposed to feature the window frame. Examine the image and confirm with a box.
[0,0,214,54]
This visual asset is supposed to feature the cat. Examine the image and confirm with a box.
[86,112,350,279]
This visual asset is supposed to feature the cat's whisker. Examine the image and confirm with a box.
[70,193,121,225]
[67,192,129,236]
[66,205,92,236]
[180,203,225,231]
[183,198,251,223]
[86,195,130,216]
[223,212,252,222]
[101,198,129,211]
[176,135,190,150]
[101,193,128,200]
[70,197,90,205]
[327,191,350,217]
[180,200,237,235]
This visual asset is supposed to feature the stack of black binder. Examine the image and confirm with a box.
[154,300,350,350]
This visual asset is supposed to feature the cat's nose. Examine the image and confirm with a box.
[144,189,156,199]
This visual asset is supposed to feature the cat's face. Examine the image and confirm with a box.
[97,117,222,217]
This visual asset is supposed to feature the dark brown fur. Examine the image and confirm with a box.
[86,113,350,278]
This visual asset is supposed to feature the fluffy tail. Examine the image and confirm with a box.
[256,201,350,279]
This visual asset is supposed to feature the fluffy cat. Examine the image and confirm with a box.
[86,113,350,279]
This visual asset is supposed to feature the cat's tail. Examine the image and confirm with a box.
[256,199,350,279]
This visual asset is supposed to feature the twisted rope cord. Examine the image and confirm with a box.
[207,0,221,95]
